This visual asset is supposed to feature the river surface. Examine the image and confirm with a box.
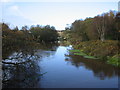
[2,44,119,88]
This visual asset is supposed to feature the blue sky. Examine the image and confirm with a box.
[1,0,119,30]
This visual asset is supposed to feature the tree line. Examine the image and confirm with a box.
[2,23,59,47]
[63,11,120,43]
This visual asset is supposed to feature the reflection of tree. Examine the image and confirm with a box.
[2,42,58,60]
[2,50,40,65]
[65,55,120,80]
[35,50,56,59]
[2,43,38,60]
[2,43,58,88]
[2,47,41,88]
[2,60,41,88]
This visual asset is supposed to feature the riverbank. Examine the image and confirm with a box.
[70,40,120,67]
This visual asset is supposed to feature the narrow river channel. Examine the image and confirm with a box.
[2,44,119,88]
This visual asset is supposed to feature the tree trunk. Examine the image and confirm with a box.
[101,34,105,42]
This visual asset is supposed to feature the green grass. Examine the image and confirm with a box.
[69,49,81,52]
[74,52,86,56]
[83,55,98,59]
[107,55,120,67]
[69,49,98,59]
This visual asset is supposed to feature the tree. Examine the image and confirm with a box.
[115,12,120,40]
[64,10,118,42]
[30,25,58,43]
[94,15,107,41]
[13,26,19,32]
[22,25,28,31]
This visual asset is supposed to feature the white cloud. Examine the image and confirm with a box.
[6,5,36,24]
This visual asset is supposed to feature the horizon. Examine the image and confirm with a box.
[0,1,119,30]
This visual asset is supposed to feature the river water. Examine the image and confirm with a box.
[2,44,119,88]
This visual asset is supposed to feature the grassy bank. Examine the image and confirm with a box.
[70,40,120,67]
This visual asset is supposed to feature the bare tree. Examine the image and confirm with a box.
[94,15,107,41]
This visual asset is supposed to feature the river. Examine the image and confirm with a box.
[2,44,119,88]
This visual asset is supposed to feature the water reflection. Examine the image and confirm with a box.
[2,43,58,88]
[65,54,120,80]
[2,43,119,88]
[2,60,40,88]
[37,45,119,88]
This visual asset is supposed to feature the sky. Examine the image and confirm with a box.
[0,0,119,30]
